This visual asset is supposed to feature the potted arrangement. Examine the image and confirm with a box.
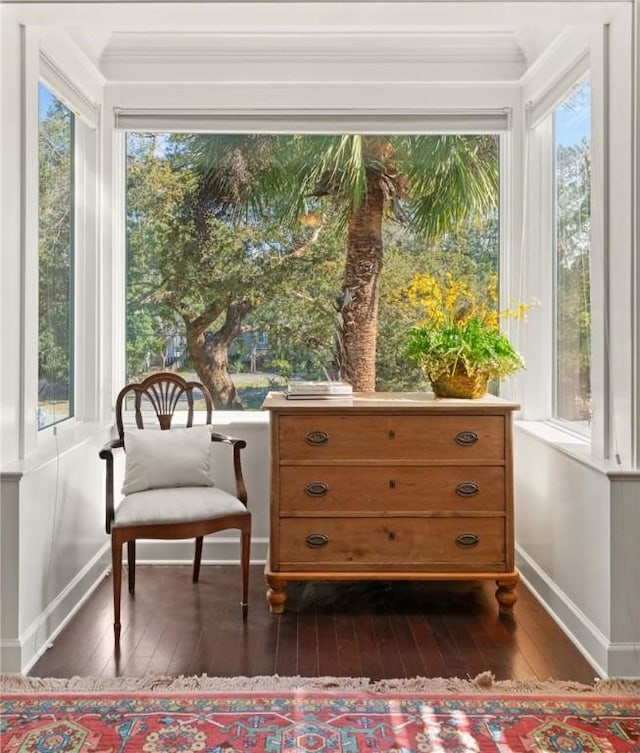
[404,273,530,399]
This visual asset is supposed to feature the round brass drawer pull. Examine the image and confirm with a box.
[305,533,329,548]
[305,430,329,446]
[455,430,479,446]
[456,533,480,548]
[456,481,480,497]
[305,482,329,497]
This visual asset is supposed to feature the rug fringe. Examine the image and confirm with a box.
[1,672,639,695]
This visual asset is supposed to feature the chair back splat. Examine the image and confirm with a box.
[114,372,213,437]
[99,371,251,644]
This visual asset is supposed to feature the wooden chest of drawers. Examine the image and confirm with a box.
[262,392,519,615]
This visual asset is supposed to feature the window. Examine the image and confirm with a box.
[38,83,75,429]
[125,132,501,409]
[553,80,591,430]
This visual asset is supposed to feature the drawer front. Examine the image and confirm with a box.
[278,517,505,571]
[278,415,505,461]
[279,466,506,513]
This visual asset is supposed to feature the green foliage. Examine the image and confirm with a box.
[555,138,591,419]
[126,131,501,404]
[405,317,524,383]
[403,271,527,386]
[38,89,74,406]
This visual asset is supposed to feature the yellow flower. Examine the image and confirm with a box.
[407,271,535,332]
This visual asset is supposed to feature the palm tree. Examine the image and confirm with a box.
[188,133,499,391]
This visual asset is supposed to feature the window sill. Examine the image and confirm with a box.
[514,419,639,478]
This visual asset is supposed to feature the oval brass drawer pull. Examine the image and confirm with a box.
[305,533,329,548]
[456,481,480,497]
[305,430,329,446]
[455,430,479,446]
[456,533,480,548]
[305,482,329,497]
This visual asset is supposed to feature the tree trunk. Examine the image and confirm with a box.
[184,300,250,409]
[340,175,385,391]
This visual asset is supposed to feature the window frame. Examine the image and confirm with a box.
[37,81,76,430]
[22,53,101,457]
[522,38,611,464]
[115,121,510,411]
[551,75,592,437]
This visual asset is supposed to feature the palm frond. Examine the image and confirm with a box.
[399,135,499,240]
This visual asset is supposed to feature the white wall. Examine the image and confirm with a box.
[514,427,640,677]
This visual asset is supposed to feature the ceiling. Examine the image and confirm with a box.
[6,1,621,86]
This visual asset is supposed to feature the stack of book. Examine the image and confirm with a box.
[286,380,353,400]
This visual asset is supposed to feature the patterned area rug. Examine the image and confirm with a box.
[1,675,639,753]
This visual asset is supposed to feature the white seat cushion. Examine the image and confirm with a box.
[113,486,248,528]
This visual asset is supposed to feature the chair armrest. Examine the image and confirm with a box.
[99,438,124,534]
[211,432,248,506]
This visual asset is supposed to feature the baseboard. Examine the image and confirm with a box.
[0,638,22,674]
[606,642,640,678]
[516,546,640,678]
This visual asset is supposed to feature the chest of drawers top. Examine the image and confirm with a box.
[263,392,519,463]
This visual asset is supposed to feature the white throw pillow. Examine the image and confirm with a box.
[122,425,214,495]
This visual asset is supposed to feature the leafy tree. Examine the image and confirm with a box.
[250,210,345,380]
[190,134,499,390]
[556,139,591,419]
[126,134,330,407]
[38,93,74,413]
[376,214,499,390]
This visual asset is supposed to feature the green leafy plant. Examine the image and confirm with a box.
[403,273,529,396]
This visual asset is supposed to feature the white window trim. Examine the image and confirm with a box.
[113,109,511,135]
[521,30,616,466]
[40,54,98,131]
[27,54,102,459]
[527,53,590,130]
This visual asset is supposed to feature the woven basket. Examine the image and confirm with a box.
[431,367,488,399]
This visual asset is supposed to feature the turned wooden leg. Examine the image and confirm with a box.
[240,526,251,620]
[495,575,519,616]
[266,581,288,614]
[127,540,136,594]
[193,536,203,582]
[111,538,123,644]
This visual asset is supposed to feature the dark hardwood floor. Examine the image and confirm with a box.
[30,564,598,682]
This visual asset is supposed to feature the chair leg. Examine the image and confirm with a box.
[193,536,203,582]
[240,526,251,620]
[127,540,136,594]
[111,538,123,643]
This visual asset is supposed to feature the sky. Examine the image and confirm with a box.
[555,80,591,148]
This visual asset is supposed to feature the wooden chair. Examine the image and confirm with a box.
[99,372,251,643]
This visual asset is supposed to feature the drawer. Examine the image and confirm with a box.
[277,517,506,571]
[279,466,506,513]
[278,414,505,461]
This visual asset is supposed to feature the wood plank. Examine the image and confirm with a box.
[28,565,598,682]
